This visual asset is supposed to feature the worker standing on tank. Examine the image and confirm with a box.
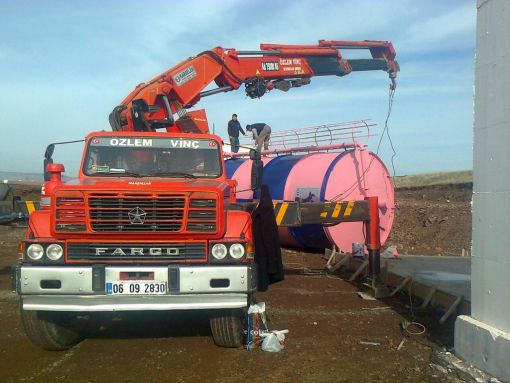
[246,123,271,151]
[227,114,245,153]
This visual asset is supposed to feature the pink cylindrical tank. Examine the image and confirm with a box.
[225,157,274,201]
[225,148,394,251]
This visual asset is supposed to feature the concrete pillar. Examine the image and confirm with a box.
[455,0,510,381]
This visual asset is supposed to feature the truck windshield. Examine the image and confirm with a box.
[83,137,222,178]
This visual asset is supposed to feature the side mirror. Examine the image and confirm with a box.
[251,158,263,191]
[44,144,55,160]
[43,144,55,181]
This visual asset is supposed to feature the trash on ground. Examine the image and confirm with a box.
[261,330,289,352]
[382,246,399,258]
[359,341,380,346]
[357,292,376,301]
[245,302,269,350]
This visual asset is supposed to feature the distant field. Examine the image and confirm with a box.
[0,171,43,184]
[393,170,473,188]
[2,169,474,189]
[0,170,73,185]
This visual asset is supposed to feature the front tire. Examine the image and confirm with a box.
[209,309,244,348]
[21,308,85,351]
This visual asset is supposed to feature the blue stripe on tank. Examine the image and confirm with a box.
[225,158,246,178]
[262,155,303,200]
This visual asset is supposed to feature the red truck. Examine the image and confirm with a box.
[12,40,398,350]
[14,131,256,349]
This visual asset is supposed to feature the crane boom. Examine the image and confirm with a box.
[109,40,399,134]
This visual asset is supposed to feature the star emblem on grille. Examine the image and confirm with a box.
[128,207,146,224]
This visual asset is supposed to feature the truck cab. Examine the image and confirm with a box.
[13,131,257,350]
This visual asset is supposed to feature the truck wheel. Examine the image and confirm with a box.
[21,308,85,351]
[209,309,244,348]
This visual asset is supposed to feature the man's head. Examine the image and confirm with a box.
[232,114,237,121]
[246,124,252,131]
[132,149,152,163]
[125,149,154,173]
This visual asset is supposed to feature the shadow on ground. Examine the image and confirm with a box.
[84,310,212,340]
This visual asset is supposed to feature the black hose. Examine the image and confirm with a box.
[196,50,245,84]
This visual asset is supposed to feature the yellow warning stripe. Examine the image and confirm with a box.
[275,202,289,225]
[344,201,355,217]
[332,202,342,218]
[26,201,36,215]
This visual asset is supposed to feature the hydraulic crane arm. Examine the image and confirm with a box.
[109,40,399,133]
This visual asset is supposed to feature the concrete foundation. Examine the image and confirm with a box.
[456,315,510,382]
[454,0,510,381]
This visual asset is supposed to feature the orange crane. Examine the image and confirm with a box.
[109,40,399,134]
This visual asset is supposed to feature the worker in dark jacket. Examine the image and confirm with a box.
[246,123,271,151]
[227,114,245,153]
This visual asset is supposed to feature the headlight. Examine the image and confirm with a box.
[211,243,228,260]
[46,244,64,261]
[229,243,245,259]
[27,244,44,260]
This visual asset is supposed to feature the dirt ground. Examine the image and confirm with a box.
[387,183,472,256]
[0,184,472,383]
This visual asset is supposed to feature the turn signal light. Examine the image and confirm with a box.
[18,242,24,260]
[246,242,254,259]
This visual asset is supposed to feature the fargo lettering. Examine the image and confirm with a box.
[94,247,180,256]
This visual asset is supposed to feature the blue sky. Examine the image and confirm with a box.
[0,0,475,176]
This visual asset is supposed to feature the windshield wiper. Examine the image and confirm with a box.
[104,169,146,177]
[148,171,197,178]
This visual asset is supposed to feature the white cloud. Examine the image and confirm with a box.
[398,3,476,53]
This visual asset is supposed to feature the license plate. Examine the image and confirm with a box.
[106,281,167,295]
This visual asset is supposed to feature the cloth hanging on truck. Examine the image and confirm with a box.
[251,184,284,291]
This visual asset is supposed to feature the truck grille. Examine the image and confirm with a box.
[55,196,86,232]
[67,242,207,262]
[87,193,217,233]
[88,193,185,232]
[187,198,217,232]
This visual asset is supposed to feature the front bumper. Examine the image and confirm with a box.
[13,264,257,312]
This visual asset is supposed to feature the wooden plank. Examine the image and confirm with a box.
[384,272,471,315]
[439,296,464,325]
[349,260,369,281]
[390,276,412,297]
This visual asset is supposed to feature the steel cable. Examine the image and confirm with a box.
[329,85,396,202]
